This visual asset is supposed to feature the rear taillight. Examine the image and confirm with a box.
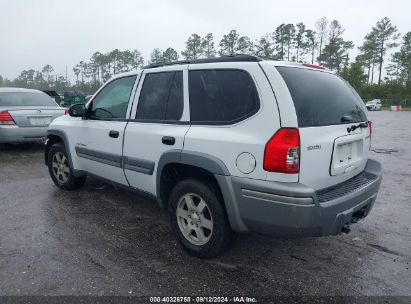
[368,121,372,148]
[0,111,15,125]
[368,121,372,138]
[264,128,300,174]
[64,109,69,115]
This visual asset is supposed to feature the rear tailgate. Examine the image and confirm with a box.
[299,124,370,190]
[276,66,370,190]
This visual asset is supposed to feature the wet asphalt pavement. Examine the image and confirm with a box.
[0,111,410,297]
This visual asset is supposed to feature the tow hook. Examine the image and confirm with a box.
[342,224,351,234]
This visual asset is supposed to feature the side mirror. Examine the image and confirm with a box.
[68,103,86,117]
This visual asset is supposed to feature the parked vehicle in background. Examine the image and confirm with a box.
[45,55,382,258]
[366,99,382,111]
[0,88,66,143]
[61,91,88,107]
[42,90,62,104]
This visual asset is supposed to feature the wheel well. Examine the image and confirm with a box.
[159,163,224,209]
[45,135,63,165]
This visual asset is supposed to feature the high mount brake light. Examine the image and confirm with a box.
[264,128,300,174]
[302,63,325,70]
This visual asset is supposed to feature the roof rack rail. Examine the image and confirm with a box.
[143,54,262,69]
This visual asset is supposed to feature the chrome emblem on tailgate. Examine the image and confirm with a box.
[307,145,321,151]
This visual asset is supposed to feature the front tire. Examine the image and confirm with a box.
[48,142,86,190]
[169,179,234,258]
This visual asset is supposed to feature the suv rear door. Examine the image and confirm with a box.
[123,65,190,195]
[267,64,371,190]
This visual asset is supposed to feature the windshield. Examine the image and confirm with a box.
[276,67,367,127]
[0,92,58,107]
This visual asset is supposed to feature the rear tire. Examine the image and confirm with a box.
[48,142,86,190]
[169,179,234,258]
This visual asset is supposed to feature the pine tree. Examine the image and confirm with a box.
[368,17,400,85]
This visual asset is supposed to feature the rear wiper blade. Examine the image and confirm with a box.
[347,122,368,133]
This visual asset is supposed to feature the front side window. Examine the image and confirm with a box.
[189,69,260,124]
[89,76,136,119]
[136,71,183,121]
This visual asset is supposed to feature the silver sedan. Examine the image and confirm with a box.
[0,88,66,144]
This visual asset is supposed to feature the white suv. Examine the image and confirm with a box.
[45,55,382,258]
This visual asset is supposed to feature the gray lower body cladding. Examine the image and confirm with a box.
[216,159,382,237]
[75,146,122,168]
[45,131,382,238]
[74,147,155,175]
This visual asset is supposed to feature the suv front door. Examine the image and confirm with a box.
[74,75,138,185]
[123,66,190,195]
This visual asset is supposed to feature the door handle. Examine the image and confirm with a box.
[109,130,119,138]
[162,136,175,145]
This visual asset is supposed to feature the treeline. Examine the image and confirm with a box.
[1,17,410,102]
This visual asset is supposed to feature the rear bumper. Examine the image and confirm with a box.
[0,126,47,143]
[216,159,382,237]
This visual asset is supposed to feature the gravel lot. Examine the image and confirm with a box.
[0,111,410,297]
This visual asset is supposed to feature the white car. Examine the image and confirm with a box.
[44,55,382,258]
[366,99,382,111]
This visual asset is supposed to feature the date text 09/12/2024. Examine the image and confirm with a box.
[149,296,257,303]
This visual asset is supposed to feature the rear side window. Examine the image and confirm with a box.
[189,70,259,124]
[0,92,57,107]
[136,71,183,121]
[276,67,367,127]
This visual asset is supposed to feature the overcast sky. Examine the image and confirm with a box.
[0,0,410,80]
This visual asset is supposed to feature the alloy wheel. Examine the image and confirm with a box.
[52,152,70,184]
[176,193,213,246]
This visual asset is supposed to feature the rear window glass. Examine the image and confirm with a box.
[276,67,367,127]
[0,92,57,107]
[189,69,259,124]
